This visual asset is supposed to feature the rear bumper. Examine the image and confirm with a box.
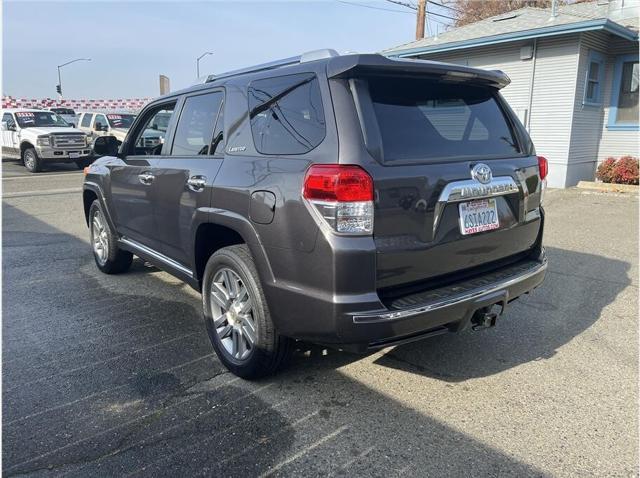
[341,254,547,351]
[267,249,547,351]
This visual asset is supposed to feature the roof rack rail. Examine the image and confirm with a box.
[205,49,339,83]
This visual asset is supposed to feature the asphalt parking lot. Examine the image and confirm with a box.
[2,161,638,477]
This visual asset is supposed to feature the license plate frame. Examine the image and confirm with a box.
[68,152,81,159]
[458,198,500,236]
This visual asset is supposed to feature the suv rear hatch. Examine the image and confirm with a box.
[328,56,545,293]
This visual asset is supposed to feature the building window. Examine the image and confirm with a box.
[608,54,639,130]
[583,50,604,105]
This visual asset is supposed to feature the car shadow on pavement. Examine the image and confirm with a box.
[373,246,632,382]
[2,202,550,476]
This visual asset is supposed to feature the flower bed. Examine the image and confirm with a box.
[596,156,639,185]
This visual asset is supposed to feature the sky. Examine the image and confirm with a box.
[2,0,453,99]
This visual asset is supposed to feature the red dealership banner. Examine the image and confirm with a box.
[2,96,154,112]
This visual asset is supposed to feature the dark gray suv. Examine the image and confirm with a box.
[83,50,548,378]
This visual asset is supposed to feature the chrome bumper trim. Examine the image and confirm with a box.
[352,257,547,323]
[432,176,520,237]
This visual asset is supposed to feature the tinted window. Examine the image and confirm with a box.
[368,77,520,162]
[80,113,93,128]
[615,60,639,124]
[171,92,223,156]
[211,101,225,156]
[248,73,325,155]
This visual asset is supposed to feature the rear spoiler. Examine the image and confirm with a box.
[326,54,510,89]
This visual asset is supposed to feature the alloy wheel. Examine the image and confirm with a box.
[210,268,256,361]
[91,210,109,265]
[24,151,35,170]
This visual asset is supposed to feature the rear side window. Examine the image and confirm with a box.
[248,73,325,155]
[368,77,520,162]
[171,92,223,156]
[80,114,93,128]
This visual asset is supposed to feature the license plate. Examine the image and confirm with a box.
[68,152,80,159]
[459,198,499,235]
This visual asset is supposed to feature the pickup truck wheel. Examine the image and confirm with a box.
[89,200,133,274]
[203,245,293,379]
[22,147,42,173]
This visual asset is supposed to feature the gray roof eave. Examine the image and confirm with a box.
[386,19,638,58]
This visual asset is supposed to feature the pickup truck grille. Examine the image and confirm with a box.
[141,137,161,148]
[52,134,86,148]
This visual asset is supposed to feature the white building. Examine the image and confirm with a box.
[385,0,639,188]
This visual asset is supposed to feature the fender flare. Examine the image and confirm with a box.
[83,181,117,233]
[194,208,276,285]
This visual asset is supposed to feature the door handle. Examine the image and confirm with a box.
[187,175,207,192]
[138,172,155,185]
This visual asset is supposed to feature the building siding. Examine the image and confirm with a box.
[597,37,639,164]
[527,34,581,187]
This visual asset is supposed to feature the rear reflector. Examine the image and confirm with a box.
[303,164,374,235]
[538,156,548,180]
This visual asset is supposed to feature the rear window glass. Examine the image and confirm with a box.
[368,77,520,162]
[248,73,326,155]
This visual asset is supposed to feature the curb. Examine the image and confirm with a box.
[576,181,639,194]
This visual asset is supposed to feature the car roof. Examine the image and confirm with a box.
[3,108,49,113]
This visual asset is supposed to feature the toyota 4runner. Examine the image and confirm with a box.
[83,50,548,378]
[2,108,92,172]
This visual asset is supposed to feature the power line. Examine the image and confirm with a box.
[383,0,457,20]
[335,0,415,14]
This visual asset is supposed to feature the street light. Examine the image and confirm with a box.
[57,58,91,100]
[196,51,213,79]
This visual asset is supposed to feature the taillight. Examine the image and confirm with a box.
[303,164,374,235]
[538,156,548,180]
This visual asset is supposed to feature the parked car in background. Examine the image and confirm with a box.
[83,51,548,378]
[48,107,78,127]
[76,111,164,150]
[2,108,92,172]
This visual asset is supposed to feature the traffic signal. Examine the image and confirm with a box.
[56,84,62,95]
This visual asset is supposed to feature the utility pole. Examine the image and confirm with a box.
[57,58,91,101]
[415,0,426,39]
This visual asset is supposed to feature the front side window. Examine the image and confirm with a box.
[2,113,15,129]
[368,77,520,162]
[248,73,326,155]
[14,111,69,128]
[171,92,223,156]
[94,114,107,130]
[584,51,604,105]
[129,103,176,155]
[80,113,93,128]
[611,57,639,126]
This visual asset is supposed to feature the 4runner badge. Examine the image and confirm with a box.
[228,146,247,153]
[471,163,493,184]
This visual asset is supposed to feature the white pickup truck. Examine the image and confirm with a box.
[1,109,92,172]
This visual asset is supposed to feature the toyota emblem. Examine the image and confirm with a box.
[471,163,493,184]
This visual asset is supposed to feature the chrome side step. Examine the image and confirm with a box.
[119,237,193,277]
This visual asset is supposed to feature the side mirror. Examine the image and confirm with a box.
[0,121,7,131]
[93,135,119,157]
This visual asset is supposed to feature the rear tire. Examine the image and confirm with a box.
[202,245,293,379]
[22,147,42,173]
[89,200,133,274]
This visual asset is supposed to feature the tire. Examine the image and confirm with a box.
[22,147,42,173]
[89,200,133,274]
[202,245,293,379]
[75,158,93,169]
